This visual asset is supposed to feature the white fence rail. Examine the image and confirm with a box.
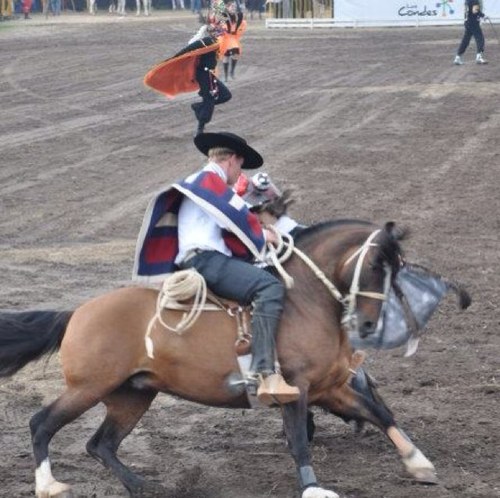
[266,17,500,29]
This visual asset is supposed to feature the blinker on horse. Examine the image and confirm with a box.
[0,220,468,498]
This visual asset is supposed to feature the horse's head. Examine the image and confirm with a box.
[335,222,406,338]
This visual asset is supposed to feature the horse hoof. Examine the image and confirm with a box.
[402,448,437,484]
[37,482,73,498]
[412,468,439,485]
[302,486,339,498]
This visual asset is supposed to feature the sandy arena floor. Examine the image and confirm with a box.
[0,11,499,498]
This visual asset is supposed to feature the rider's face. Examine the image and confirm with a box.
[227,154,244,186]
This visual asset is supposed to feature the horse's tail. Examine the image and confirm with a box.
[0,310,73,378]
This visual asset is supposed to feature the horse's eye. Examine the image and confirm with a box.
[369,261,383,271]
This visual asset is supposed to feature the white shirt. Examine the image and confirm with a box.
[275,214,299,235]
[175,162,232,264]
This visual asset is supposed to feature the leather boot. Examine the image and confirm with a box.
[191,102,202,120]
[257,373,300,406]
[194,124,204,137]
[249,314,300,405]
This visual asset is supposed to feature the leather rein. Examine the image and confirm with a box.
[267,228,392,327]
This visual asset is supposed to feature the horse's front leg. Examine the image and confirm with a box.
[321,369,437,484]
[386,425,437,483]
[282,391,340,498]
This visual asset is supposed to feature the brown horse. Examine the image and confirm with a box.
[0,220,441,498]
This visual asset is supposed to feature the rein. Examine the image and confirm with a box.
[266,227,389,318]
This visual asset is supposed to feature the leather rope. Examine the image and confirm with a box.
[145,269,208,358]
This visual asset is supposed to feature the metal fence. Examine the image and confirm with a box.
[266,0,333,19]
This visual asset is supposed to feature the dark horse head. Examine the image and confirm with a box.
[292,220,406,341]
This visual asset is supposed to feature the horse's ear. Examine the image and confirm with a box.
[383,221,409,241]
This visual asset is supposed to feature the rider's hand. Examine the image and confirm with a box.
[263,228,278,245]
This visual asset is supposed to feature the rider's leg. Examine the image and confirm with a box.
[230,56,239,78]
[222,53,230,81]
[179,251,299,404]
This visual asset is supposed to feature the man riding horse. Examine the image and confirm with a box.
[133,131,300,405]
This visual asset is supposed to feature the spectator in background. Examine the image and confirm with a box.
[172,0,185,9]
[21,0,32,18]
[191,0,201,14]
[454,0,488,65]
[246,0,264,19]
[52,0,61,14]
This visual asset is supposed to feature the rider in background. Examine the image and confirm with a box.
[454,0,488,65]
[189,5,232,136]
[219,0,246,81]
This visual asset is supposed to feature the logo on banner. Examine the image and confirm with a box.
[398,3,438,17]
[436,0,455,16]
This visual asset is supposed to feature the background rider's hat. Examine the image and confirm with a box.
[194,131,264,170]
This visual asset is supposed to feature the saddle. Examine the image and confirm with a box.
[151,269,253,355]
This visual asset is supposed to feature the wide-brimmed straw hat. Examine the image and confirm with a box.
[194,132,263,170]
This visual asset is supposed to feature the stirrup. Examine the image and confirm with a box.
[256,373,300,406]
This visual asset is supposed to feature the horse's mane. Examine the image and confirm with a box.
[294,219,375,244]
[294,219,406,272]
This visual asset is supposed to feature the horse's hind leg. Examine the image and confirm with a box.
[86,385,158,497]
[30,388,102,497]
[319,370,437,484]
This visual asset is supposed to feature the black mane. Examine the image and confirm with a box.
[294,219,374,244]
[294,219,404,273]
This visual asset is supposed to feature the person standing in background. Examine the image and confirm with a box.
[219,0,246,81]
[21,0,32,19]
[454,0,488,65]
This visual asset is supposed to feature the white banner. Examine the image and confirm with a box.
[335,0,500,23]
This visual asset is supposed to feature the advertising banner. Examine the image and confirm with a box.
[335,0,500,24]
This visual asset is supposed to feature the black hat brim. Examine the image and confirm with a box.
[194,132,263,170]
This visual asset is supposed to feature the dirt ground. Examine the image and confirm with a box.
[0,11,499,498]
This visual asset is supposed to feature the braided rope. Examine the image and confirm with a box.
[145,269,208,358]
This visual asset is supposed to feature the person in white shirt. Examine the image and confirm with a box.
[175,132,300,405]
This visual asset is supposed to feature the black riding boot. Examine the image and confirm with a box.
[249,313,277,375]
[195,121,205,136]
[191,101,202,119]
[223,62,229,82]
[249,314,300,405]
[230,59,238,79]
